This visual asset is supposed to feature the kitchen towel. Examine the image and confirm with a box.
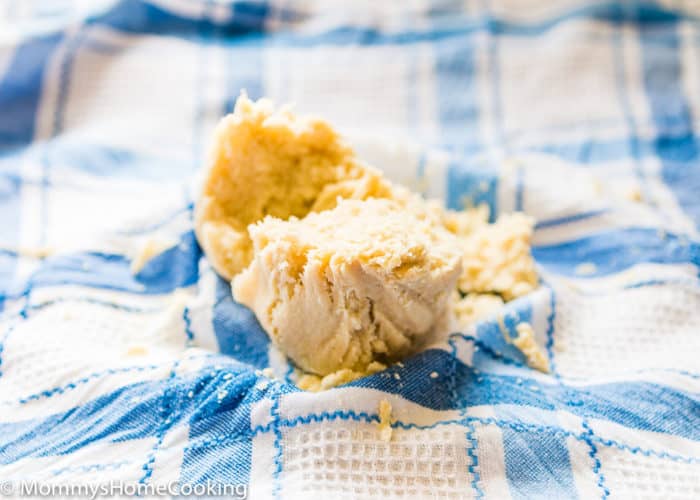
[0,1,699,498]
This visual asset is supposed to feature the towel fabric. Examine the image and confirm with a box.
[1,1,699,498]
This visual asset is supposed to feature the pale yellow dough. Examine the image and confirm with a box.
[196,93,543,383]
[513,323,550,373]
[233,198,462,376]
[377,399,394,442]
[194,93,393,280]
[296,361,386,392]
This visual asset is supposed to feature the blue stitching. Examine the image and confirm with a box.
[280,411,699,464]
[52,460,131,477]
[544,285,559,379]
[279,410,378,428]
[0,296,161,324]
[465,420,485,499]
[455,333,700,381]
[452,333,530,369]
[449,328,486,497]
[590,434,700,464]
[270,389,284,499]
[582,419,611,499]
[0,287,30,378]
[544,283,610,497]
[177,407,700,465]
[138,306,200,485]
[4,364,160,405]
[183,306,195,346]
[27,297,160,314]
[138,358,180,485]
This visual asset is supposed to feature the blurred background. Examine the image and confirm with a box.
[1,0,699,267]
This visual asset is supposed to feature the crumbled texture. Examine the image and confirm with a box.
[194,92,393,280]
[456,212,538,301]
[377,399,393,442]
[196,94,541,385]
[297,361,386,392]
[232,198,463,376]
[453,292,505,326]
[513,323,550,373]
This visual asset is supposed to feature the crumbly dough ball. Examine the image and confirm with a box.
[194,93,393,279]
[232,198,463,376]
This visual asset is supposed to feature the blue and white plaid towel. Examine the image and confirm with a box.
[1,1,699,498]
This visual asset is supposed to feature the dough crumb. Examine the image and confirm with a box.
[297,361,386,392]
[574,262,597,276]
[429,371,439,379]
[513,323,550,373]
[261,367,275,379]
[130,236,178,274]
[125,345,148,357]
[626,186,643,202]
[378,399,394,442]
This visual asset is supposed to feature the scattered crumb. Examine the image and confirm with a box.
[125,345,148,357]
[430,371,439,379]
[378,399,393,442]
[255,379,270,391]
[261,367,275,379]
[592,178,603,195]
[574,262,597,276]
[297,361,386,392]
[513,323,550,373]
[393,373,401,381]
[130,236,178,274]
[626,186,642,202]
